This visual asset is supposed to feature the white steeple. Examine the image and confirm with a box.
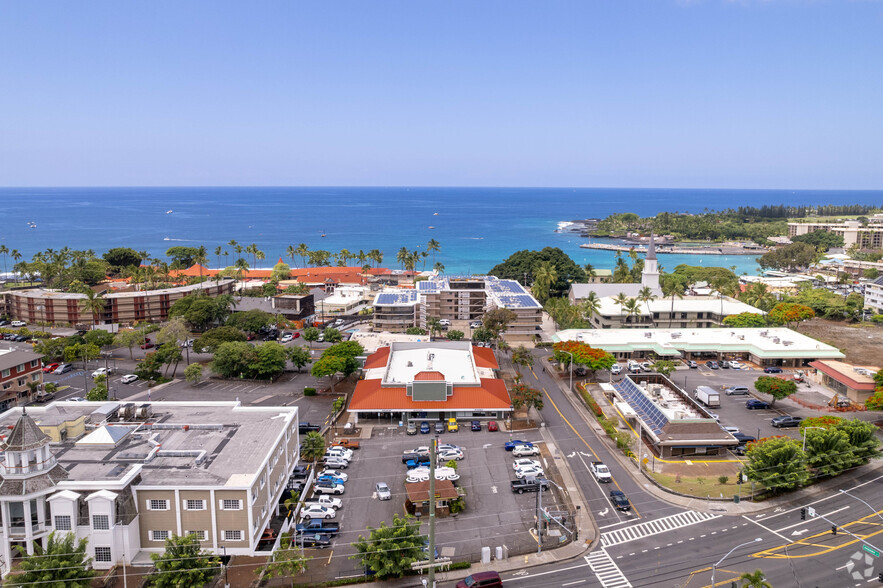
[641,233,660,289]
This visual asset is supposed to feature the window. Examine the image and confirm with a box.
[148,499,169,511]
[94,546,112,562]
[149,530,170,542]
[54,515,72,531]
[221,499,242,511]
[17,378,25,387]
[224,530,242,541]
[30,360,39,368]
[1,384,8,390]
[16,364,25,372]
[185,530,207,541]
[1,369,9,378]
[92,515,110,530]
[184,499,206,511]
[31,374,40,382]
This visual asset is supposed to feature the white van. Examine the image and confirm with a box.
[10,320,26,328]
[627,360,642,373]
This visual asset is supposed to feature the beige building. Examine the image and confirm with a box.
[788,215,883,249]
[1,279,235,326]
[0,401,299,574]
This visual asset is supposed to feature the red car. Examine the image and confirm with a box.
[140,342,155,349]
[294,332,301,338]
[246,333,257,341]
[487,421,499,432]
[43,363,59,373]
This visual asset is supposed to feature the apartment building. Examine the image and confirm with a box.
[0,349,44,412]
[3,279,235,326]
[864,276,883,315]
[0,401,299,574]
[787,215,883,249]
[373,290,421,332]
[589,296,763,329]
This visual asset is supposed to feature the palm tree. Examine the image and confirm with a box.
[194,246,208,283]
[434,262,445,274]
[286,244,297,267]
[234,244,244,263]
[356,250,367,267]
[369,249,384,268]
[511,345,534,375]
[532,261,558,304]
[623,297,641,326]
[0,245,8,282]
[214,246,223,271]
[78,290,106,327]
[637,286,657,326]
[739,569,771,588]
[661,276,686,328]
[228,239,239,259]
[427,318,443,340]
[427,239,441,264]
[234,258,250,281]
[584,263,597,281]
[613,292,629,324]
[396,247,409,270]
[10,249,21,283]
[337,249,352,267]
[255,249,266,268]
[300,431,326,462]
[295,243,309,267]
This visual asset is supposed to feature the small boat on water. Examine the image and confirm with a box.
[428,226,435,230]
[433,212,439,216]
[166,210,173,214]
[321,230,327,237]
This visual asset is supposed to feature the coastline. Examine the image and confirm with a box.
[578,242,765,256]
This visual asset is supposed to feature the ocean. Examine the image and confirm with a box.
[0,187,881,276]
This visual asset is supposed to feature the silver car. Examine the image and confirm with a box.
[376,482,391,501]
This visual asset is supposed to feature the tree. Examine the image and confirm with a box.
[803,427,854,477]
[323,327,343,343]
[511,345,534,375]
[511,383,544,411]
[552,341,616,377]
[261,533,308,586]
[272,261,291,281]
[115,330,143,360]
[350,514,425,579]
[579,291,602,322]
[165,246,201,268]
[753,376,797,407]
[148,533,220,588]
[78,290,106,327]
[758,242,819,272]
[5,531,96,588]
[661,274,686,328]
[471,326,494,343]
[226,309,274,334]
[488,247,587,298]
[64,342,100,365]
[405,327,427,335]
[834,418,881,464]
[723,313,767,328]
[157,317,189,349]
[302,326,320,348]
[791,230,844,251]
[83,329,115,349]
[482,307,518,342]
[193,326,247,353]
[288,346,312,373]
[103,247,142,269]
[545,297,589,330]
[767,303,815,330]
[427,318,443,339]
[169,295,232,330]
[311,355,346,392]
[86,374,109,401]
[740,282,777,312]
[446,329,464,341]
[531,261,558,304]
[211,341,256,379]
[739,569,772,588]
[184,363,203,385]
[301,431,326,461]
[744,437,809,493]
[135,351,163,382]
[637,286,657,326]
[249,342,288,379]
[652,360,677,377]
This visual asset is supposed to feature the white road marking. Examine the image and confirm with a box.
[743,514,790,542]
[601,511,720,548]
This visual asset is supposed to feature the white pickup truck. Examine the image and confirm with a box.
[304,495,342,510]
[590,461,612,483]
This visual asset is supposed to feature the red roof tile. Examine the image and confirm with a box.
[809,361,877,391]
[414,371,445,381]
[349,378,510,412]
[472,347,499,369]
[363,347,390,370]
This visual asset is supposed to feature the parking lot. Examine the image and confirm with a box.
[294,425,568,583]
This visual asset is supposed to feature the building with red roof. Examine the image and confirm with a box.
[808,360,881,403]
[349,341,511,425]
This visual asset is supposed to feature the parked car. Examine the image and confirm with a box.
[469,321,482,328]
[299,422,321,433]
[375,482,392,501]
[10,320,26,327]
[335,439,359,450]
[764,366,784,374]
[513,458,542,470]
[725,386,750,396]
[419,421,431,434]
[294,520,339,536]
[609,490,631,511]
[487,421,499,432]
[687,360,698,369]
[140,342,155,349]
[732,433,756,445]
[721,426,740,435]
[771,416,802,428]
[403,446,431,457]
[705,361,719,369]
[505,440,533,451]
[438,449,464,461]
[91,367,113,378]
[42,363,59,373]
[729,361,744,369]
[121,374,138,384]
[746,399,771,410]
[402,420,417,435]
[514,465,545,479]
[434,421,445,434]
[610,363,622,375]
[510,478,551,494]
[319,469,348,482]
[68,397,86,402]
[402,452,430,464]
[456,572,503,588]
[313,482,345,496]
[512,444,540,457]
[438,319,451,327]
[326,446,354,460]
[54,364,73,374]
[280,333,294,343]
[322,457,349,469]
[299,533,333,548]
[299,505,336,520]
[471,420,481,431]
[290,465,309,479]
[447,418,459,432]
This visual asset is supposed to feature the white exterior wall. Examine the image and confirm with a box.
[865,282,883,314]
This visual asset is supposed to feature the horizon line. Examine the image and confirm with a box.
[1,185,882,192]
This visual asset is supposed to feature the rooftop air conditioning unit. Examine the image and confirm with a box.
[772,337,780,344]
[135,404,152,420]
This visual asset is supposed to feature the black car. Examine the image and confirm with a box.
[746,399,771,410]
[771,416,802,428]
[299,533,333,548]
[705,361,719,370]
[299,423,321,433]
[764,366,784,374]
[471,420,481,431]
[732,433,756,444]
[434,421,445,434]
[402,452,430,465]
[290,465,309,479]
[609,490,631,511]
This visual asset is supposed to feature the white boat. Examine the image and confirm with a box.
[166,210,173,214]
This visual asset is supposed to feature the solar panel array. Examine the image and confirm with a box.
[487,279,527,295]
[494,294,541,309]
[375,291,419,305]
[613,379,668,436]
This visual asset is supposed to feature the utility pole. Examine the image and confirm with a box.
[536,482,544,554]
[428,436,437,588]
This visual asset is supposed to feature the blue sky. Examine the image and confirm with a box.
[1,1,881,189]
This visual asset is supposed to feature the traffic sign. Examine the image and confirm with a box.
[862,545,881,558]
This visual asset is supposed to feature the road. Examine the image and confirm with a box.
[484,353,883,588]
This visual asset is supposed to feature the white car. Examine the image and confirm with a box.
[438,449,464,461]
[438,319,451,326]
[281,334,294,343]
[721,426,740,435]
[319,469,349,482]
[469,321,482,328]
[326,447,353,460]
[438,443,460,452]
[314,482,345,495]
[610,364,622,375]
[91,367,113,378]
[305,495,342,509]
[121,374,138,384]
[512,445,540,457]
[68,397,87,402]
[376,482,392,500]
[299,505,336,520]
[404,446,431,457]
[515,466,545,479]
[513,459,542,470]
[729,361,743,369]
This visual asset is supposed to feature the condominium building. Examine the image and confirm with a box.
[2,279,235,326]
[787,215,883,249]
[0,349,44,412]
[0,401,299,574]
[864,276,883,315]
[373,290,421,332]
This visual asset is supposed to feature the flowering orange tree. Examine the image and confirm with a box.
[767,303,815,330]
[798,416,845,431]
[552,341,616,376]
[753,375,797,407]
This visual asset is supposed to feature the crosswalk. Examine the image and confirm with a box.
[601,510,720,548]
[585,549,631,588]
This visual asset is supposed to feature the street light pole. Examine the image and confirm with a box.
[711,538,761,587]
[839,489,883,524]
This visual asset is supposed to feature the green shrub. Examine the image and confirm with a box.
[718,475,729,485]
[303,387,317,397]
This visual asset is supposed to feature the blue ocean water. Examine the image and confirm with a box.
[0,187,880,276]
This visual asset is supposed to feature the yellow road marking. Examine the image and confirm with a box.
[754,510,883,559]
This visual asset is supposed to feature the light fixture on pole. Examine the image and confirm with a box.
[711,538,762,588]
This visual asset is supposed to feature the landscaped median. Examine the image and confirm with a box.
[574,382,635,458]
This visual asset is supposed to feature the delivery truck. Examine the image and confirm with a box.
[694,386,721,408]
